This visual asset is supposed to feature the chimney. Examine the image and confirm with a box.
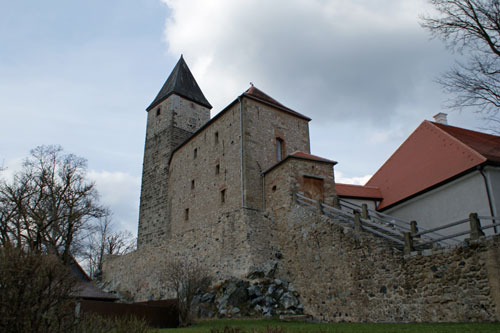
[433,112,448,125]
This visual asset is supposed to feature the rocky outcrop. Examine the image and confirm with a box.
[192,262,303,319]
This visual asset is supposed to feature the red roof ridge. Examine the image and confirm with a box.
[335,183,379,190]
[290,151,337,164]
[336,183,383,199]
[425,120,487,163]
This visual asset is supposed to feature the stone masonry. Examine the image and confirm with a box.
[103,57,500,322]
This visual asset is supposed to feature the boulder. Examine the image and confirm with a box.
[247,284,262,298]
[280,292,299,309]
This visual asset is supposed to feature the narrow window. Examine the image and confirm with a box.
[215,164,220,175]
[184,208,189,221]
[156,107,161,116]
[221,189,226,203]
[276,138,284,161]
[215,131,219,144]
[194,148,197,159]
[191,179,195,190]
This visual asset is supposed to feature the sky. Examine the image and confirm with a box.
[0,0,488,236]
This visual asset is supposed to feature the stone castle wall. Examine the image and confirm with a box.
[105,201,500,322]
[137,95,210,248]
[241,98,311,210]
[103,208,277,301]
[264,158,336,215]
[168,104,242,236]
[272,204,500,322]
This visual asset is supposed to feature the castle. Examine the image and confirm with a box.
[103,56,500,322]
[137,55,337,250]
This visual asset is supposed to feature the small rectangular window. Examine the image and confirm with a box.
[191,179,195,190]
[221,189,226,204]
[215,164,220,175]
[215,131,219,144]
[194,148,197,159]
[156,107,161,116]
[184,208,189,221]
[276,138,284,161]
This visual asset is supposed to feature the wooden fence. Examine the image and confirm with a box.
[294,192,499,254]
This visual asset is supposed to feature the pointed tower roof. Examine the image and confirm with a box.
[146,55,212,111]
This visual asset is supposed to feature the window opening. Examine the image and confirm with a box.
[221,189,226,203]
[276,138,284,161]
[184,208,189,221]
[215,131,219,144]
[156,107,161,116]
[191,179,195,190]
[194,148,197,159]
[216,164,220,175]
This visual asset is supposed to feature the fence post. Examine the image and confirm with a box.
[469,212,485,240]
[410,220,418,235]
[353,210,362,233]
[316,200,323,215]
[403,232,414,255]
[333,195,340,209]
[361,203,369,219]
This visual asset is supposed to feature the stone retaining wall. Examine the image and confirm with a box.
[274,205,500,322]
[103,208,276,301]
[104,203,500,322]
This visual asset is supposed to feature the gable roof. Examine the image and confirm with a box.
[169,86,312,164]
[366,120,500,210]
[263,151,337,175]
[146,55,212,111]
[290,151,336,163]
[336,183,383,200]
[243,86,311,121]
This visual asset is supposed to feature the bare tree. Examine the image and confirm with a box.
[0,145,107,264]
[421,0,500,130]
[83,215,135,279]
[161,259,211,325]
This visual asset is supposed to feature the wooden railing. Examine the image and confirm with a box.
[294,192,499,254]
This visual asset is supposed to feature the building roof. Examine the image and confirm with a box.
[73,282,119,301]
[169,86,312,164]
[146,55,212,111]
[243,86,311,121]
[336,183,383,200]
[263,151,337,174]
[290,151,337,164]
[366,120,500,210]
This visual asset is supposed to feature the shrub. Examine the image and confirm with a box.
[76,314,156,333]
[0,246,77,332]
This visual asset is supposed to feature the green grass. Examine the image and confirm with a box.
[158,319,500,333]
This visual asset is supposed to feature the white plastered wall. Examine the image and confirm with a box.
[385,169,497,238]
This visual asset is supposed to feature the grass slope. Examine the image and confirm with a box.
[159,319,500,332]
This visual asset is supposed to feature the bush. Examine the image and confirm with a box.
[76,314,156,333]
[0,246,77,332]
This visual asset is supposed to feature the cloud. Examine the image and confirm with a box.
[161,0,450,127]
[335,170,371,185]
[88,170,141,235]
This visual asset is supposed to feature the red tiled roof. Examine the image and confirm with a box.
[290,151,337,164]
[336,183,383,199]
[432,122,500,164]
[367,121,500,210]
[243,86,311,121]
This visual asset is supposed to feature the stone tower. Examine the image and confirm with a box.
[137,55,212,248]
